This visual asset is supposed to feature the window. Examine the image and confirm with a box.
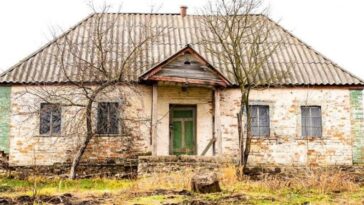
[40,103,61,135]
[249,105,270,137]
[97,102,119,134]
[301,106,322,137]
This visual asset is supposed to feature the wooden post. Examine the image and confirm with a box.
[151,84,158,155]
[214,89,222,155]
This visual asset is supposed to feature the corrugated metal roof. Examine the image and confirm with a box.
[0,13,363,86]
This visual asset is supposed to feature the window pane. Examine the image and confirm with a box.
[249,106,258,136]
[172,121,182,150]
[97,103,108,134]
[302,107,310,117]
[97,102,119,134]
[109,103,119,134]
[311,117,322,128]
[312,127,322,137]
[251,116,258,127]
[260,126,269,136]
[311,107,321,117]
[40,104,51,134]
[250,105,269,137]
[259,106,269,136]
[301,117,309,137]
[251,126,259,136]
[52,106,61,134]
[259,106,269,127]
[40,103,61,135]
[250,106,257,117]
[173,110,193,118]
[301,106,322,137]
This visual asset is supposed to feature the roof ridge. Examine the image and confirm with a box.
[96,12,265,16]
[99,12,180,15]
[263,15,364,84]
[0,13,96,78]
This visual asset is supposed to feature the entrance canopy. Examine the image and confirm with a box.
[139,45,231,87]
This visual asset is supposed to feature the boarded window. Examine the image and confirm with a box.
[249,105,270,137]
[301,106,322,137]
[97,102,119,134]
[40,103,61,135]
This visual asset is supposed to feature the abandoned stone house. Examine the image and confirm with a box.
[0,10,363,168]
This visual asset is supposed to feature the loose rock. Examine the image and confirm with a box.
[191,171,221,193]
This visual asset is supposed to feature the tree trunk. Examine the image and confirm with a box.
[242,89,251,174]
[237,109,244,178]
[68,82,116,179]
[69,134,93,179]
[69,100,94,179]
[237,111,243,166]
[237,89,252,177]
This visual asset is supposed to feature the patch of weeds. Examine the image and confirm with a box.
[60,178,133,191]
[0,185,13,192]
[0,176,133,197]
[198,192,225,201]
[334,187,364,204]
[249,198,280,205]
[0,178,32,189]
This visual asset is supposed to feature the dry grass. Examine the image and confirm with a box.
[219,165,239,186]
[129,165,361,195]
[130,169,195,192]
[119,166,362,204]
[117,165,362,204]
[249,168,359,194]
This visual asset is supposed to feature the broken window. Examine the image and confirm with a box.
[301,106,322,137]
[97,102,119,134]
[40,103,61,135]
[249,105,270,137]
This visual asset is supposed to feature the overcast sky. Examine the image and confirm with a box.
[0,0,363,80]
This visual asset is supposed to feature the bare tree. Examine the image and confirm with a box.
[200,0,290,175]
[21,5,165,179]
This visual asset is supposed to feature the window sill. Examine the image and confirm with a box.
[297,136,323,140]
[95,134,121,137]
[35,134,63,137]
[251,136,276,140]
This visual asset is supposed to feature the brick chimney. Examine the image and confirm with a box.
[180,6,188,17]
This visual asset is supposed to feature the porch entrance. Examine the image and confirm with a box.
[169,105,196,155]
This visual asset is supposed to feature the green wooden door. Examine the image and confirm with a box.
[170,106,196,155]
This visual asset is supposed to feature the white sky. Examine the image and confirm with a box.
[0,0,363,81]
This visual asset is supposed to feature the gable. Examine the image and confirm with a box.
[140,46,231,87]
[153,52,219,81]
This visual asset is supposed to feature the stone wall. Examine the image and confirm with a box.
[3,156,364,180]
[7,159,138,179]
[351,89,364,164]
[220,87,356,166]
[6,84,363,167]
[138,156,235,176]
[8,85,152,166]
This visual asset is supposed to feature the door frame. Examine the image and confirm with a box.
[169,104,197,155]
